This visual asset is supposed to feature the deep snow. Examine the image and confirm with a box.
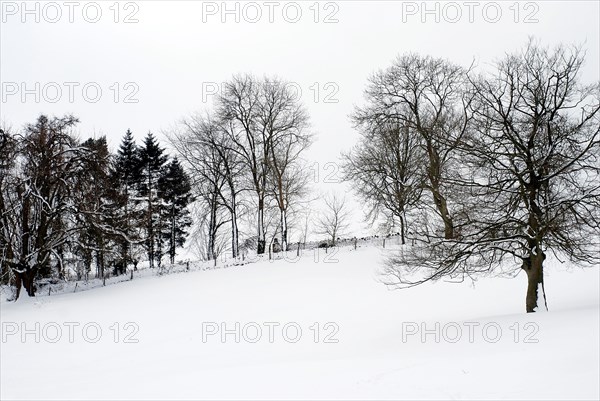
[1,245,598,400]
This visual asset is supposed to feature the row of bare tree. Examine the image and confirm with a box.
[343,41,600,312]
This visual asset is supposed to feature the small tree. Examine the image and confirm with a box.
[342,118,424,244]
[315,194,351,246]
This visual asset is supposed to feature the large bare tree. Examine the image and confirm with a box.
[217,74,312,254]
[260,78,312,251]
[0,115,81,298]
[384,42,600,313]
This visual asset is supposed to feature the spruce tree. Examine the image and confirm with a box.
[158,157,193,265]
[136,132,167,268]
[112,129,141,272]
[77,136,117,278]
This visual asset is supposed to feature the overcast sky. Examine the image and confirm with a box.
[1,0,599,234]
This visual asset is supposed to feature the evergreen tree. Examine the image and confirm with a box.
[158,158,193,265]
[75,137,119,279]
[136,132,167,268]
[112,129,142,272]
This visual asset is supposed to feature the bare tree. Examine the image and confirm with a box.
[343,118,424,244]
[168,115,233,261]
[217,74,312,255]
[384,41,600,313]
[0,126,17,286]
[354,55,473,240]
[170,113,246,259]
[260,78,313,252]
[217,75,269,254]
[0,115,82,298]
[315,194,351,246]
[188,201,228,263]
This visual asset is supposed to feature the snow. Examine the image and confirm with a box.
[1,245,598,400]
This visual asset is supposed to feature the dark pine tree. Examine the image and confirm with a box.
[136,132,167,268]
[112,129,141,272]
[158,157,193,265]
[76,136,119,279]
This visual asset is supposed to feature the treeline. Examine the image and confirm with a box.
[0,117,192,299]
[0,74,316,299]
[343,40,600,312]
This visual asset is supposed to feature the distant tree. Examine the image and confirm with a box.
[74,137,121,279]
[343,118,424,244]
[158,157,193,265]
[315,194,351,246]
[169,115,234,262]
[136,132,168,268]
[112,129,142,270]
[217,75,269,255]
[171,114,246,260]
[355,55,473,240]
[217,75,313,255]
[259,77,313,252]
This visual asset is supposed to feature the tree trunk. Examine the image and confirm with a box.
[400,215,406,245]
[14,265,36,300]
[208,193,218,261]
[280,209,288,252]
[96,248,105,279]
[426,143,454,240]
[523,250,546,313]
[432,190,454,240]
[123,186,130,269]
[147,172,155,269]
[231,202,239,259]
[257,197,265,255]
[170,206,176,265]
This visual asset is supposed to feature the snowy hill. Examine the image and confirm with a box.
[1,245,598,400]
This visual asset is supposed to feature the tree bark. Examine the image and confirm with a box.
[257,198,265,254]
[432,189,454,240]
[523,250,546,313]
[14,265,36,300]
[231,212,239,259]
[399,215,406,245]
[280,209,288,252]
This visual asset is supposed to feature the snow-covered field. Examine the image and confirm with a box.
[1,245,598,400]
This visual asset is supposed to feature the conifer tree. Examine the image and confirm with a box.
[112,129,141,271]
[158,158,193,265]
[136,132,167,268]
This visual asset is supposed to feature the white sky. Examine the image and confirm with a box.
[1,0,599,236]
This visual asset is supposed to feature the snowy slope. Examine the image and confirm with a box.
[1,245,598,400]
